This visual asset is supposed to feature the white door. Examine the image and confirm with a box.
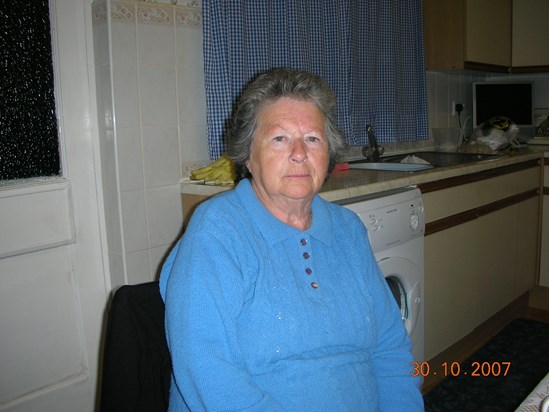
[0,1,108,411]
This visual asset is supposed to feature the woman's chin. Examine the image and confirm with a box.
[280,184,318,200]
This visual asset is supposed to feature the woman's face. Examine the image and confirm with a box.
[246,97,330,204]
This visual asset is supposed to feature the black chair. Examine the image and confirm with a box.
[100,281,171,412]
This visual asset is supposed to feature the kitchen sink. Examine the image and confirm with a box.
[348,162,434,172]
[380,151,501,167]
[349,151,501,172]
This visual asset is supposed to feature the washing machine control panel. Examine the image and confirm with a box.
[339,187,425,254]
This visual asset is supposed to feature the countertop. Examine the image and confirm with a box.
[181,147,549,201]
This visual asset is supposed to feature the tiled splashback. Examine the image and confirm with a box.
[426,70,488,140]
[426,71,549,141]
[93,0,201,25]
[92,0,208,288]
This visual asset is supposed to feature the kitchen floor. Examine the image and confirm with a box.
[422,286,549,395]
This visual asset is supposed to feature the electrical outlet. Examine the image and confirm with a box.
[452,100,456,116]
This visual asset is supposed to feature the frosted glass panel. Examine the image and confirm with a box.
[0,0,61,180]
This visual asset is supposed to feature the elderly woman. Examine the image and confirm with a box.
[160,68,423,411]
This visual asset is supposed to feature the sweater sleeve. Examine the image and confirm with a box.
[161,213,285,411]
[356,224,424,411]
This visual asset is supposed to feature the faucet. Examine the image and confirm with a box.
[362,125,384,162]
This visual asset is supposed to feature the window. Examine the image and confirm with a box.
[0,0,61,181]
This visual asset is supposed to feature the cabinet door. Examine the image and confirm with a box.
[424,223,477,360]
[424,0,465,70]
[465,0,512,67]
[515,197,539,292]
[424,0,511,71]
[422,164,541,360]
[540,164,549,287]
[512,0,549,67]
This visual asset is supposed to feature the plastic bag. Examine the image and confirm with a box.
[469,117,520,151]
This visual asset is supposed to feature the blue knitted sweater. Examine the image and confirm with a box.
[160,179,423,411]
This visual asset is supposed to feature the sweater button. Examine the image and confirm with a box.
[311,282,318,289]
[303,252,310,259]
[300,238,307,246]
[305,268,312,275]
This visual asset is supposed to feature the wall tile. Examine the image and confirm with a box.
[92,3,109,67]
[137,11,175,66]
[427,71,487,139]
[141,125,180,187]
[98,64,114,131]
[125,250,152,284]
[96,0,204,287]
[113,64,140,128]
[103,189,122,254]
[138,64,178,126]
[115,127,144,191]
[101,130,118,193]
[447,73,461,128]
[112,19,137,67]
[177,63,206,121]
[108,251,126,289]
[178,120,208,163]
[176,38,208,162]
[435,72,450,129]
[121,189,149,253]
[175,23,202,69]
[426,71,437,134]
[145,185,183,248]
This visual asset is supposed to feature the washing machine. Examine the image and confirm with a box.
[337,186,425,363]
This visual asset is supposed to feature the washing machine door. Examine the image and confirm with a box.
[377,256,421,337]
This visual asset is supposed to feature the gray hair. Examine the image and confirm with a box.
[226,67,348,180]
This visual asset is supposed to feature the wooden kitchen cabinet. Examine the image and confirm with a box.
[512,0,549,71]
[540,158,549,286]
[421,161,541,360]
[424,0,512,72]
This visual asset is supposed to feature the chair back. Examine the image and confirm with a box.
[100,281,171,412]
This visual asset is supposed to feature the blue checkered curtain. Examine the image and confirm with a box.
[203,1,428,158]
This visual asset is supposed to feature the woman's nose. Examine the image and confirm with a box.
[290,138,307,162]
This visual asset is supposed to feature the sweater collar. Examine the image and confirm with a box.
[235,179,333,246]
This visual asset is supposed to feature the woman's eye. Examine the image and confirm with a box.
[273,135,286,142]
[306,135,321,143]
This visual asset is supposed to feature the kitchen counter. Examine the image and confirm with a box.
[181,147,547,201]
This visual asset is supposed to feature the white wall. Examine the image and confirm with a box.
[92,0,208,288]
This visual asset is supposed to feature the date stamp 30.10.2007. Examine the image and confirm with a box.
[410,361,511,378]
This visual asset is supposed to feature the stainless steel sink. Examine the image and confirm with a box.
[348,162,434,172]
[380,151,501,167]
[348,151,501,172]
